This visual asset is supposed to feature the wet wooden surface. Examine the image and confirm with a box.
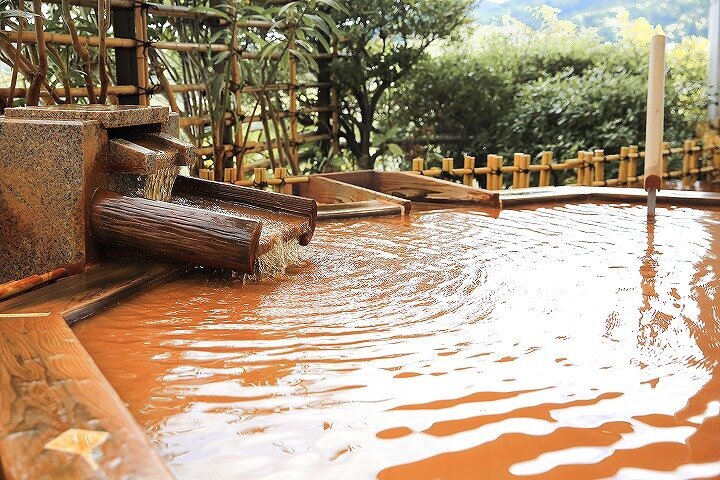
[0,312,173,479]
[318,200,403,220]
[298,176,410,219]
[92,190,262,273]
[0,261,189,478]
[175,175,317,245]
[0,261,192,325]
[318,170,501,207]
[373,171,501,207]
[500,186,720,208]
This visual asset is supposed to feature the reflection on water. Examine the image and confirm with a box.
[73,203,720,480]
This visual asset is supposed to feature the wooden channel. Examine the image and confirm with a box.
[318,170,501,208]
[296,175,410,220]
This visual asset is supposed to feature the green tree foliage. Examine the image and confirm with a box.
[332,0,474,169]
[390,9,708,170]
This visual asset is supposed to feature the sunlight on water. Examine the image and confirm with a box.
[73,203,720,480]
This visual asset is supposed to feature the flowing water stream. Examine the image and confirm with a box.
[73,203,720,479]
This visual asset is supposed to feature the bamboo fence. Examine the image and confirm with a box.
[399,137,720,191]
[221,135,720,195]
[0,0,339,179]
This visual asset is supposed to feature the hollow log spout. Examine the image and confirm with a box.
[90,189,262,273]
[173,175,317,245]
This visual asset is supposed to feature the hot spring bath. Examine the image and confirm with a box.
[73,203,720,479]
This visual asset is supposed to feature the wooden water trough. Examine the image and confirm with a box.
[316,170,501,208]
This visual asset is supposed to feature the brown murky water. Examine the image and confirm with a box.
[73,203,720,480]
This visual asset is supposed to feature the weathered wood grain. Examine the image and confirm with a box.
[91,189,262,273]
[372,171,501,207]
[297,175,410,219]
[0,312,173,480]
[173,175,317,245]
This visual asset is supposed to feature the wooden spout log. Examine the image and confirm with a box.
[90,190,261,273]
[173,175,317,245]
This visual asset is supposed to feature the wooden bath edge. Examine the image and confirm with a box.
[0,261,192,479]
[499,186,720,208]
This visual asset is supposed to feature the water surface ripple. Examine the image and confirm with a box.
[73,203,720,480]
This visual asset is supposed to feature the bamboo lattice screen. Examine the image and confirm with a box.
[0,0,339,180]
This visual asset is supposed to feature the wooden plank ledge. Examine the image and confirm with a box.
[0,312,173,479]
[0,261,192,325]
[500,186,720,208]
[317,200,403,220]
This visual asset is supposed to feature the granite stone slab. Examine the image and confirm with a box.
[0,118,107,283]
[4,105,169,129]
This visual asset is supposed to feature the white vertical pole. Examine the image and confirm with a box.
[710,0,720,124]
[645,34,666,220]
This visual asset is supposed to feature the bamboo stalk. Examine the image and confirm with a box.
[27,0,47,106]
[618,146,629,185]
[628,145,639,182]
[593,149,605,184]
[0,268,67,301]
[539,151,551,186]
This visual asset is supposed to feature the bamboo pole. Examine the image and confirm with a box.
[512,153,521,189]
[593,149,605,185]
[463,156,474,186]
[618,146,629,185]
[0,268,67,301]
[627,145,639,182]
[539,152,551,187]
[683,139,695,187]
[644,34,665,219]
[273,167,292,194]
[288,38,299,171]
[522,153,531,188]
[661,141,670,178]
[575,151,584,186]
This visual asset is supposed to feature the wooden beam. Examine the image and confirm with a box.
[317,201,403,220]
[372,171,501,207]
[0,312,173,479]
[91,190,262,273]
[296,175,410,219]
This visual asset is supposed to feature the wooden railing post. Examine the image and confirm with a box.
[463,156,475,186]
[513,153,522,189]
[539,151,552,187]
[112,5,140,105]
[628,145,639,183]
[593,149,605,185]
[683,139,695,187]
[661,141,670,182]
[618,146,629,185]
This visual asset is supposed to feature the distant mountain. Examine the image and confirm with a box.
[473,0,709,40]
